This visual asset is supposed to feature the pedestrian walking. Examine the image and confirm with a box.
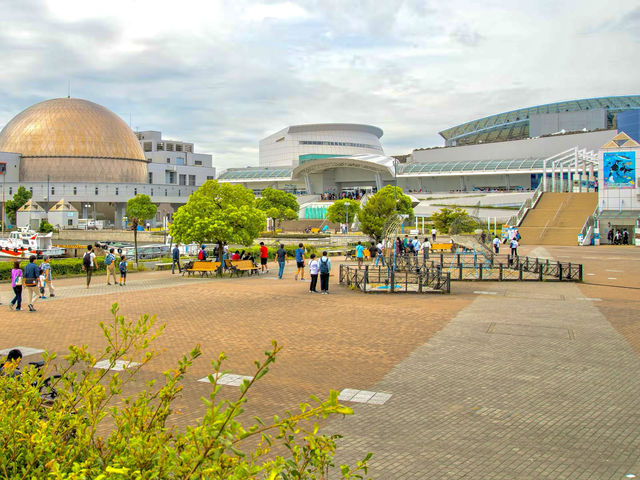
[23,255,39,312]
[422,238,431,261]
[493,236,500,254]
[82,245,96,288]
[105,248,117,284]
[119,255,128,286]
[308,254,319,293]
[38,270,46,299]
[412,236,421,259]
[375,240,386,266]
[259,242,269,273]
[319,251,331,294]
[276,243,287,279]
[295,243,306,280]
[172,244,181,274]
[355,241,364,267]
[9,261,22,311]
[40,255,55,297]
[431,227,437,243]
[510,237,519,256]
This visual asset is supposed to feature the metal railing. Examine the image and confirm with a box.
[577,206,598,246]
[506,183,543,226]
[339,264,451,294]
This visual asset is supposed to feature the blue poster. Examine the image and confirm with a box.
[603,151,635,188]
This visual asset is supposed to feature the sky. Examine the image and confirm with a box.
[0,0,638,170]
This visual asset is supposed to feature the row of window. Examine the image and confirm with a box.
[17,185,196,198]
[142,141,193,153]
[299,140,382,150]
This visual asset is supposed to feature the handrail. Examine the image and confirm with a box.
[578,205,598,245]
[507,183,543,226]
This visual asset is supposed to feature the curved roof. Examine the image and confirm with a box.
[0,97,146,161]
[287,123,383,138]
[218,166,294,181]
[439,95,640,146]
[400,157,546,176]
[292,154,395,177]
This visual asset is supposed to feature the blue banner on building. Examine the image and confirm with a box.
[603,151,635,189]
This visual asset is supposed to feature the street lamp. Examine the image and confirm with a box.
[345,201,349,234]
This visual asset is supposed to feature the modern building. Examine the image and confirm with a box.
[0,97,216,228]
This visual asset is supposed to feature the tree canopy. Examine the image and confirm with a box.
[326,199,361,225]
[255,188,299,231]
[126,194,158,265]
[5,186,32,225]
[430,207,474,234]
[358,185,413,241]
[170,180,266,246]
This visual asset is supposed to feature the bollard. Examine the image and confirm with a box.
[459,263,463,281]
[499,263,503,281]
[364,265,369,292]
[479,265,483,280]
[558,262,563,281]
[519,263,523,280]
[390,271,395,293]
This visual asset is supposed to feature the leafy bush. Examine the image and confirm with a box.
[0,304,371,478]
[39,219,55,233]
[0,257,107,281]
[259,232,330,239]
[431,207,470,234]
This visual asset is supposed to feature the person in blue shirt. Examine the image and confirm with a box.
[172,244,181,274]
[23,255,40,312]
[295,243,306,280]
[355,241,364,267]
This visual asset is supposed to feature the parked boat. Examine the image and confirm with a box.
[0,228,66,258]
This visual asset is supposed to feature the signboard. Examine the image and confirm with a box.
[603,151,636,189]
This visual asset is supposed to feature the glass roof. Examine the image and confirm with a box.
[218,167,293,180]
[439,95,640,145]
[399,157,546,175]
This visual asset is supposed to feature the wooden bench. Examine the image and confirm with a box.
[431,243,453,252]
[310,227,320,233]
[155,262,173,271]
[227,259,259,277]
[184,260,221,277]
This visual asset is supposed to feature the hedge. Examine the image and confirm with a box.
[0,257,107,282]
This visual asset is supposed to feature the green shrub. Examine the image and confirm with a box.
[0,256,107,281]
[0,304,371,478]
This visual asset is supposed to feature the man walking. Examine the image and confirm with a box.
[172,244,181,274]
[422,237,431,261]
[259,242,269,273]
[493,235,500,254]
[375,240,386,266]
[83,245,96,289]
[105,248,117,284]
[319,251,331,294]
[276,243,287,279]
[23,255,40,312]
[431,227,437,243]
[40,256,55,297]
[295,243,306,280]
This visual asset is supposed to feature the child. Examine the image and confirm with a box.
[38,270,47,299]
[119,255,127,286]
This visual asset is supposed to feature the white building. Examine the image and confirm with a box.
[259,124,384,167]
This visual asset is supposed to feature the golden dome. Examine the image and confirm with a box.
[0,98,148,183]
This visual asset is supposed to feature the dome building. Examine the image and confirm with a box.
[0,97,148,183]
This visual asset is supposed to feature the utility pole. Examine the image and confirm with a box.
[1,165,5,235]
[345,201,349,234]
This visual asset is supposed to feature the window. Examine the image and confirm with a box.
[51,187,55,195]
[0,162,6,174]
[134,188,137,195]
[115,187,119,195]
[189,175,196,186]
[179,174,187,185]
[68,219,73,226]
[148,172,153,184]
[166,143,174,151]
[184,144,192,153]
[275,137,285,142]
[143,142,152,152]
[157,142,164,151]
[73,186,77,195]
[207,176,214,180]
[176,144,183,152]
[176,157,185,166]
[165,189,168,196]
[29,187,33,193]
[9,187,12,195]
[166,158,171,163]
[165,171,176,184]
[151,188,154,196]
[95,187,99,195]
[195,160,202,166]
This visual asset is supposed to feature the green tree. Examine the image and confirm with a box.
[326,199,361,228]
[0,303,372,478]
[170,180,266,253]
[38,218,54,233]
[255,187,299,232]
[5,185,32,225]
[126,194,158,266]
[358,185,413,241]
[431,207,470,234]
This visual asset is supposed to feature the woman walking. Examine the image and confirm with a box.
[308,254,319,293]
[9,261,23,311]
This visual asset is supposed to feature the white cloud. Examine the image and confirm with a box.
[0,0,638,170]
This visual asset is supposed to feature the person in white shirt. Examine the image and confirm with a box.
[510,238,519,256]
[308,254,319,293]
[492,236,500,254]
[431,227,437,242]
[375,241,386,266]
[422,238,432,260]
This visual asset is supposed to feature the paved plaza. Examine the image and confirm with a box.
[1,246,639,478]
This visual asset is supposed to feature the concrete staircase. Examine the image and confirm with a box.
[518,192,597,245]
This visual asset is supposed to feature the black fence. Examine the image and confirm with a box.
[339,264,451,294]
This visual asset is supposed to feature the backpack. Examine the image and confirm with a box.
[104,253,113,266]
[319,257,329,274]
[83,252,92,269]
[198,250,205,260]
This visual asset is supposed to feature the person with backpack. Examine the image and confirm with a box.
[172,244,181,274]
[119,255,128,286]
[308,254,319,293]
[23,255,40,312]
[319,251,332,294]
[82,245,96,289]
[105,248,117,285]
[198,245,208,261]
[40,255,55,297]
[9,261,23,311]
[295,243,306,280]
[374,240,386,266]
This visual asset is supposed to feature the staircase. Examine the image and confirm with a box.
[518,193,598,245]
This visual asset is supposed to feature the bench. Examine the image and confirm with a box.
[431,243,453,252]
[345,248,371,261]
[155,262,173,271]
[184,260,221,277]
[227,259,259,277]
[310,227,320,233]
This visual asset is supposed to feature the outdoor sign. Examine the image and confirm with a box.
[603,151,636,188]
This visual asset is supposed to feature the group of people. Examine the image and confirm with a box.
[9,255,54,312]
[84,245,128,288]
[607,228,630,245]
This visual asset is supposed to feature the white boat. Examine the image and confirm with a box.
[0,227,66,258]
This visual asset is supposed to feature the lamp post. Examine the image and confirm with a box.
[393,159,398,273]
[345,201,349,234]
[84,203,91,229]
